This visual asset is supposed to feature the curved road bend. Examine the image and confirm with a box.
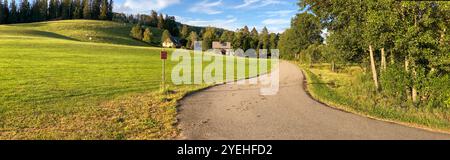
[177,61,450,140]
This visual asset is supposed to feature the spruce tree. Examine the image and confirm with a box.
[8,0,17,23]
[40,0,48,21]
[30,0,39,22]
[157,13,164,29]
[48,0,57,19]
[19,0,31,23]
[61,0,72,19]
[72,0,82,19]
[107,0,112,20]
[82,0,90,19]
[2,0,9,23]
[91,0,99,19]
[0,0,4,24]
[98,0,107,20]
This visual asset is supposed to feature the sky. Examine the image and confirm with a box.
[113,0,299,33]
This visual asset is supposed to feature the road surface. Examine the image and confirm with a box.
[177,61,450,140]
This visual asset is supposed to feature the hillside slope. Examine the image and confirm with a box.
[0,20,163,46]
[0,20,270,139]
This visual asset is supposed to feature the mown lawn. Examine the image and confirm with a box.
[300,63,450,133]
[0,21,270,139]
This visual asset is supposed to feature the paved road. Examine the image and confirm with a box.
[177,61,450,140]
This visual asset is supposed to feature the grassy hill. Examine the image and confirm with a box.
[0,20,270,139]
[0,20,163,46]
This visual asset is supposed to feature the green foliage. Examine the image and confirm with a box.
[8,0,17,23]
[142,28,153,44]
[130,24,143,40]
[83,0,91,19]
[180,24,189,39]
[0,0,113,24]
[99,0,108,20]
[415,70,450,109]
[186,31,198,49]
[278,12,323,59]
[161,29,171,43]
[299,44,323,66]
[299,0,450,109]
[380,64,411,101]
[201,27,216,50]
[0,0,4,24]
[72,0,83,19]
[304,64,450,132]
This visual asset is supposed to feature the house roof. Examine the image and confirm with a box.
[165,36,180,45]
[212,41,232,49]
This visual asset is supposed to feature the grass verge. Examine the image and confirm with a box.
[299,63,450,134]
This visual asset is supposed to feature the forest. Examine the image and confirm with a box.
[0,0,114,23]
[279,1,449,114]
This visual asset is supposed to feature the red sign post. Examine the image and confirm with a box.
[161,50,167,93]
[161,51,168,60]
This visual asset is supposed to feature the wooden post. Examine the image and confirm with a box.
[405,56,411,100]
[331,60,335,72]
[369,45,379,91]
[161,49,168,93]
[411,61,418,103]
[381,48,386,71]
[390,50,395,65]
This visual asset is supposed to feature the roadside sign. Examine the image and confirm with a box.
[161,51,168,60]
[161,50,167,93]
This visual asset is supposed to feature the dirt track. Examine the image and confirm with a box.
[177,61,450,140]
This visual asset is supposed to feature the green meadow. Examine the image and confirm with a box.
[0,20,271,139]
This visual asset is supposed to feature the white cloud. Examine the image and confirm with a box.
[114,0,180,14]
[260,18,292,33]
[234,0,285,9]
[262,18,290,25]
[265,10,296,17]
[177,16,240,31]
[189,0,223,15]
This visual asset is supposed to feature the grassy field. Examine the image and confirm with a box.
[0,20,270,139]
[300,63,450,133]
[0,20,163,46]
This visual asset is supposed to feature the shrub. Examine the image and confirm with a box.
[142,28,153,44]
[380,64,411,102]
[419,73,450,109]
[130,24,143,40]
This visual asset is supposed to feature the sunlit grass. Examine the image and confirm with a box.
[0,21,271,139]
[300,63,450,133]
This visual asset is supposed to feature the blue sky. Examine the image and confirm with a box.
[114,0,299,33]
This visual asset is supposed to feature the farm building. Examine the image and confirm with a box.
[162,36,181,48]
[212,41,232,55]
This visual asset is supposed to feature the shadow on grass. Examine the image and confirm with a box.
[21,30,80,41]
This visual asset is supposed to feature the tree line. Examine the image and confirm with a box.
[279,0,449,108]
[121,9,280,50]
[130,17,280,52]
[0,0,113,24]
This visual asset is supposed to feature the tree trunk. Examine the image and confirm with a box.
[331,60,335,72]
[411,61,418,103]
[390,50,395,65]
[381,48,386,71]
[369,45,379,91]
[405,56,411,100]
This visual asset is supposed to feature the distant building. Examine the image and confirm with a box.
[162,36,181,48]
[212,41,232,55]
